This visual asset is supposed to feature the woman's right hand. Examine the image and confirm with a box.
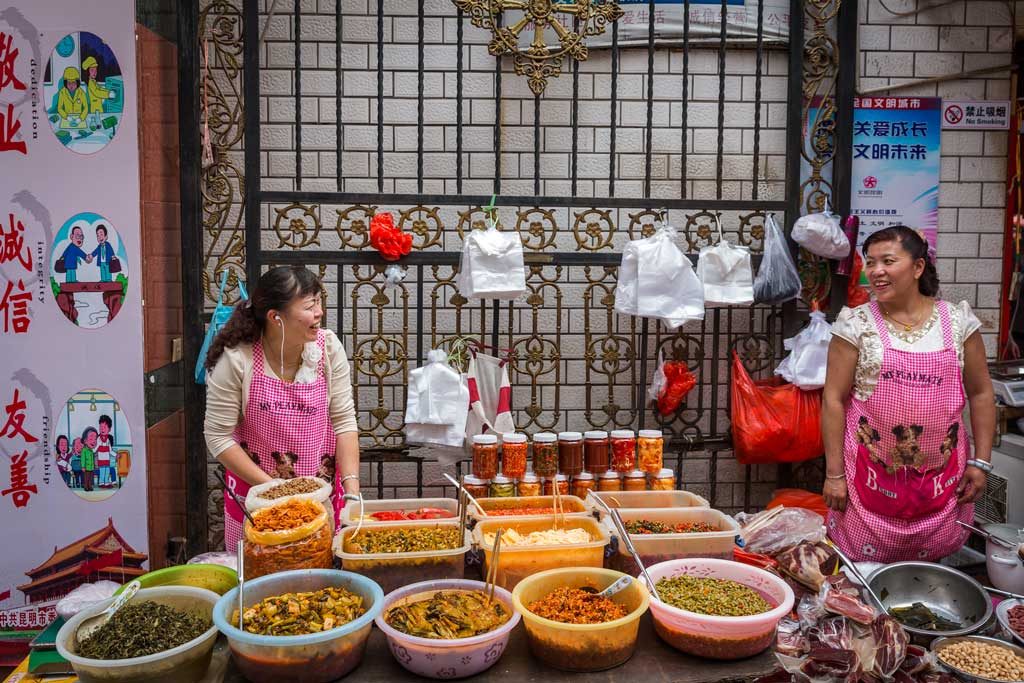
[823,477,847,512]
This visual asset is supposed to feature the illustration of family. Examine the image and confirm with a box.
[54,415,130,492]
[57,224,120,283]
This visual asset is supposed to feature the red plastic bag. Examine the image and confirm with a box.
[846,252,870,307]
[768,489,829,519]
[370,212,413,261]
[730,352,824,464]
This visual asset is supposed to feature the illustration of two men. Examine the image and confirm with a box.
[59,224,115,283]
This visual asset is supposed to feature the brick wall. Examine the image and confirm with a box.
[860,0,1014,355]
[138,23,186,566]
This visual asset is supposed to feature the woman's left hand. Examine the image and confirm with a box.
[956,466,987,504]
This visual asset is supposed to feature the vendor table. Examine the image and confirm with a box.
[220,612,779,683]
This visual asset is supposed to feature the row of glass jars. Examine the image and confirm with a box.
[462,468,678,499]
[471,429,665,481]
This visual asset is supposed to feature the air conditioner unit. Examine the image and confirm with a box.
[977,433,1024,528]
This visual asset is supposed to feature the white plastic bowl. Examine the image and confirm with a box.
[646,557,795,660]
[375,579,520,679]
[56,585,220,683]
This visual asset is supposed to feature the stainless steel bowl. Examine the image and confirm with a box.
[867,562,992,642]
[932,635,1024,683]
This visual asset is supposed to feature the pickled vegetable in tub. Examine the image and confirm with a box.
[385,590,511,639]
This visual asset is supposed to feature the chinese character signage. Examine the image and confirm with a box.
[0,1,146,634]
[850,96,943,255]
[941,100,1010,131]
[589,0,789,47]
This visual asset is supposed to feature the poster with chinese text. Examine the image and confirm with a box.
[0,0,147,637]
[601,0,790,46]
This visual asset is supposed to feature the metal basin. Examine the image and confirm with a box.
[867,562,992,644]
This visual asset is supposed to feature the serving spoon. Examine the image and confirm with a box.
[77,580,140,644]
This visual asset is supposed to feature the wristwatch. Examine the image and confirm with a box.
[966,459,993,473]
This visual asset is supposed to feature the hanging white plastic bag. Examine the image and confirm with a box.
[615,222,705,328]
[776,310,832,390]
[791,202,850,260]
[753,213,802,304]
[405,350,470,448]
[697,215,754,305]
[456,221,526,300]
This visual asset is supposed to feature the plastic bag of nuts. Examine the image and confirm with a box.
[938,639,1024,681]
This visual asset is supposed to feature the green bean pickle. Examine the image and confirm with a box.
[345,526,462,554]
[656,576,772,616]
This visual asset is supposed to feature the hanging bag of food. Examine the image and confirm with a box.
[697,215,755,305]
[775,310,832,390]
[791,201,850,260]
[195,270,248,384]
[731,352,824,465]
[753,213,802,304]
[615,220,705,328]
[456,216,527,300]
[243,498,334,579]
[647,350,697,416]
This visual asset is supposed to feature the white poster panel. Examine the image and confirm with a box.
[0,0,147,635]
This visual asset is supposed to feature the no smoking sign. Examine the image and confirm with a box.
[941,100,1010,130]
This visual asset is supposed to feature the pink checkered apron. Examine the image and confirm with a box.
[223,329,342,549]
[828,300,971,562]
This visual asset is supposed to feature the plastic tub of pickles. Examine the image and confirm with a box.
[212,569,384,683]
[334,520,470,594]
[375,579,521,679]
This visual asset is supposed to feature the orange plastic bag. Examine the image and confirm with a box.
[768,488,829,519]
[730,352,824,464]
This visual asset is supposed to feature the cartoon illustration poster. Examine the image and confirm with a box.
[0,1,147,636]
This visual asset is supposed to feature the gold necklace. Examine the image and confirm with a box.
[880,303,925,332]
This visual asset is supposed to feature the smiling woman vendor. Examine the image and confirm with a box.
[204,266,360,549]
[823,226,996,562]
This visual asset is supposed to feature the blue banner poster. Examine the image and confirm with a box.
[851,96,942,256]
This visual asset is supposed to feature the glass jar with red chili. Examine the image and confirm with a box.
[558,431,584,476]
[501,432,528,480]
[623,470,647,492]
[583,430,609,474]
[463,474,490,499]
[543,473,569,496]
[610,430,636,473]
[472,434,499,479]
[532,432,558,478]
[571,471,595,499]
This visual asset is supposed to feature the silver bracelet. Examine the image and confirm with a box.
[339,474,359,486]
[966,459,993,473]
[826,473,846,480]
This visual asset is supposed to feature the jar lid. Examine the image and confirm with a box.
[574,472,594,481]
[584,431,608,439]
[657,468,675,478]
[491,474,512,484]
[610,430,635,439]
[558,431,583,441]
[638,430,663,439]
[625,470,647,478]
[464,475,489,485]
[473,434,498,445]
[502,432,527,444]
[533,432,557,443]
[520,472,539,483]
[600,471,621,479]
[555,473,568,481]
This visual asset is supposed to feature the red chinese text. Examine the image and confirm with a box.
[0,279,30,334]
[0,103,26,155]
[1,214,31,271]
[0,388,37,443]
[2,451,36,508]
[0,32,26,94]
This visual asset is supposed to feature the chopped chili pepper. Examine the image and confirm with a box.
[486,507,556,517]
[527,587,628,624]
[624,519,716,535]
[252,499,322,532]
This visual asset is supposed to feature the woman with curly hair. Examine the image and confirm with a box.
[204,266,360,548]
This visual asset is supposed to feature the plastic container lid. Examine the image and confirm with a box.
[655,468,675,479]
[520,472,539,483]
[464,475,490,486]
[584,431,609,439]
[624,470,647,479]
[534,432,557,443]
[558,431,583,441]
[554,473,568,482]
[492,475,513,485]
[638,430,664,439]
[474,434,498,445]
[610,430,635,439]
[600,471,621,479]
[502,433,528,444]
[574,472,594,481]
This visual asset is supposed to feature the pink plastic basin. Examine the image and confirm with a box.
[646,558,795,660]
[375,579,521,679]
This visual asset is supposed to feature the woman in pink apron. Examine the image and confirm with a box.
[203,267,361,549]
[823,226,995,562]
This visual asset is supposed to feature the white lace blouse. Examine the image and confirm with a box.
[831,300,982,401]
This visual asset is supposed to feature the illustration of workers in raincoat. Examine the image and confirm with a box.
[57,67,88,125]
[82,55,115,128]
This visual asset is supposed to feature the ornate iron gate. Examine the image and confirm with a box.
[181,0,857,552]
